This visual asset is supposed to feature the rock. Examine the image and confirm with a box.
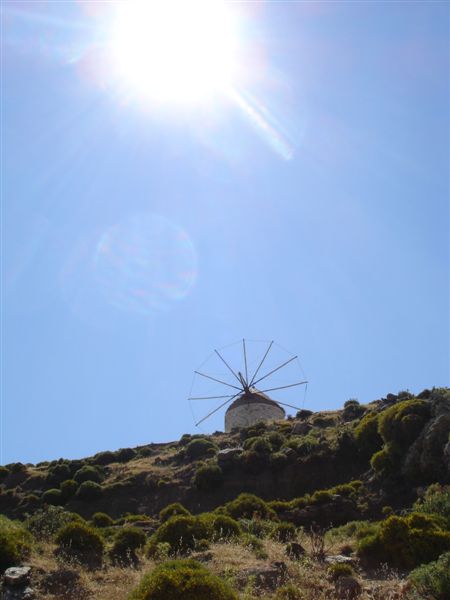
[325,555,357,565]
[335,576,362,599]
[191,551,213,562]
[217,448,243,465]
[3,568,31,587]
[291,422,312,435]
[403,412,450,481]
[285,541,305,559]
[238,561,287,590]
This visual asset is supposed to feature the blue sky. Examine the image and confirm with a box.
[2,1,448,464]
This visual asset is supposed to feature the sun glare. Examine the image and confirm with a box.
[110,1,239,104]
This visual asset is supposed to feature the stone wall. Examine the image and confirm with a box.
[225,403,285,432]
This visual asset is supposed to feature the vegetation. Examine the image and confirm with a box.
[193,462,223,490]
[91,512,114,528]
[408,551,450,600]
[0,515,32,572]
[55,521,104,565]
[75,480,103,501]
[147,515,211,554]
[160,502,191,522]
[128,559,238,600]
[110,527,147,565]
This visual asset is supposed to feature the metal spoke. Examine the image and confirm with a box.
[188,394,237,401]
[195,393,239,426]
[249,340,273,386]
[243,339,248,385]
[274,399,304,411]
[194,371,242,391]
[259,381,308,394]
[252,355,297,387]
[214,349,242,385]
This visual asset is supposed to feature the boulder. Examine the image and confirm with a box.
[335,576,362,599]
[291,422,312,436]
[237,561,287,590]
[3,568,31,588]
[217,448,243,465]
[325,555,357,566]
[403,412,450,481]
[1,587,35,600]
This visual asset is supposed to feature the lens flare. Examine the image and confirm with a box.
[93,214,198,315]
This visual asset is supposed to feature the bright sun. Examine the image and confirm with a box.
[110,1,239,104]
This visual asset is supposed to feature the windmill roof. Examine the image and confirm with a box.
[225,389,286,413]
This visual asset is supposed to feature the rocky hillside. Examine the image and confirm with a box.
[1,387,449,599]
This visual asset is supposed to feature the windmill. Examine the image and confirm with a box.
[188,339,308,432]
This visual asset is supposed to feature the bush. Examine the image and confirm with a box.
[414,484,450,527]
[378,399,431,447]
[26,506,83,539]
[60,479,78,500]
[92,451,117,465]
[74,465,103,484]
[354,412,383,458]
[343,399,365,421]
[91,512,114,528]
[225,493,275,520]
[311,490,333,505]
[270,522,296,542]
[408,551,450,600]
[370,445,398,476]
[46,463,71,485]
[42,488,64,506]
[116,448,137,462]
[160,503,191,522]
[210,515,241,540]
[193,463,223,491]
[239,450,269,474]
[75,480,103,501]
[241,533,267,559]
[0,466,9,480]
[55,522,104,566]
[357,513,450,569]
[111,527,147,564]
[147,515,211,555]
[185,438,217,460]
[269,452,289,470]
[296,409,313,420]
[274,584,305,599]
[128,559,238,600]
[327,562,354,581]
[0,515,32,572]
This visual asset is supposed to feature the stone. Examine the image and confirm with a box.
[325,555,357,565]
[238,561,287,590]
[217,448,243,464]
[291,422,312,435]
[335,576,362,599]
[3,568,31,587]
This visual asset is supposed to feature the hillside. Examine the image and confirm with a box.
[1,387,449,599]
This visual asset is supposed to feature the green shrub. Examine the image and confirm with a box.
[274,584,305,599]
[46,463,71,485]
[128,559,238,600]
[74,465,103,484]
[414,484,450,527]
[378,400,431,447]
[408,551,450,600]
[267,432,286,450]
[0,466,9,480]
[160,503,191,522]
[225,493,275,520]
[311,490,333,505]
[42,488,64,506]
[147,515,211,555]
[343,399,365,421]
[116,448,137,462]
[296,409,313,420]
[55,522,104,565]
[210,515,240,540]
[370,445,398,475]
[185,438,217,460]
[92,451,117,465]
[354,412,383,457]
[75,480,103,501]
[91,512,114,528]
[193,463,223,491]
[239,450,268,474]
[244,437,272,454]
[0,515,32,572]
[270,522,296,542]
[357,513,450,569]
[26,506,83,539]
[327,562,354,581]
[269,452,288,470]
[60,479,78,500]
[111,527,147,564]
